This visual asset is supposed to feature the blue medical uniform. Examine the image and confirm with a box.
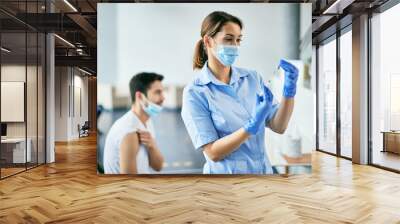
[181,62,279,174]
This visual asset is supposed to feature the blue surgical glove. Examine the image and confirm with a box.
[279,59,299,98]
[244,85,274,135]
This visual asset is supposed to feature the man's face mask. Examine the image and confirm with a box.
[140,94,163,117]
[212,38,239,67]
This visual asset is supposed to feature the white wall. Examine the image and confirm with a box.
[55,67,89,141]
[266,60,314,164]
[74,73,89,125]
[98,3,303,97]
[55,67,68,141]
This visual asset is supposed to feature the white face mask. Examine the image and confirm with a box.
[140,95,163,117]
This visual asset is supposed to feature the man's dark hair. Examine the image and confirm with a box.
[129,72,164,103]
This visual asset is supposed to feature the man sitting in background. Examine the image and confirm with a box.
[103,72,165,174]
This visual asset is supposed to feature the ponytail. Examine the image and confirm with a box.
[193,39,208,70]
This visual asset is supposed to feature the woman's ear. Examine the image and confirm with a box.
[203,35,211,49]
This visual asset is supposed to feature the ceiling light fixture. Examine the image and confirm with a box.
[323,0,343,14]
[1,47,11,53]
[78,67,92,76]
[322,0,355,15]
[54,34,75,48]
[63,0,78,12]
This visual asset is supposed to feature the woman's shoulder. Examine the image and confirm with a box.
[184,70,208,92]
[182,81,207,101]
[182,73,210,105]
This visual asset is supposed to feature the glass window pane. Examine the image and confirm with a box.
[38,33,46,165]
[371,4,400,171]
[0,1,46,179]
[1,32,27,177]
[340,30,352,158]
[318,38,337,154]
[27,31,38,169]
[26,0,39,169]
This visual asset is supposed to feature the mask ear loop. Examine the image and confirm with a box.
[207,37,219,60]
[203,36,215,57]
[140,93,150,108]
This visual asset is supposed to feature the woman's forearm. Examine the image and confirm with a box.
[203,128,250,162]
[268,97,294,134]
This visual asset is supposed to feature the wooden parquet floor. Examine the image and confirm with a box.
[0,135,399,223]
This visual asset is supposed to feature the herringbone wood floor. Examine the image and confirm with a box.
[1,135,400,223]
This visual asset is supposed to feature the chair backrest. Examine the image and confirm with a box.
[82,121,90,129]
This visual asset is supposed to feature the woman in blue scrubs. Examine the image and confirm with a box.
[181,11,299,174]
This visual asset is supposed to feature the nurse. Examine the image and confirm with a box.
[181,11,299,174]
